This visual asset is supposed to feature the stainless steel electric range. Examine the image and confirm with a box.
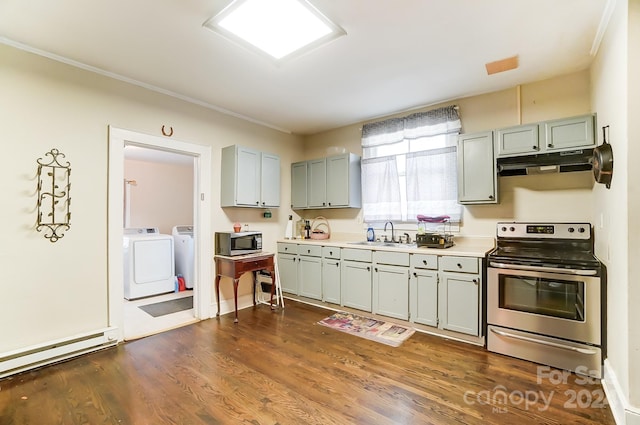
[486,222,605,378]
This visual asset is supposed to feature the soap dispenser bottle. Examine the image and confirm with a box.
[366,225,375,242]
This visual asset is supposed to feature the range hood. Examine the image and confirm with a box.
[497,148,594,176]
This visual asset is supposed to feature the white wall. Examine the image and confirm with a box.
[627,0,640,412]
[591,0,640,421]
[124,158,194,234]
[0,43,303,352]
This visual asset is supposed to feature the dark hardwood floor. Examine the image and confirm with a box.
[0,300,615,424]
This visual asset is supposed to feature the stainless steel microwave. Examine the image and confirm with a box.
[215,231,262,256]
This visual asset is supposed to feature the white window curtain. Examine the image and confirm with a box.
[361,105,462,224]
[406,147,462,222]
[360,155,402,221]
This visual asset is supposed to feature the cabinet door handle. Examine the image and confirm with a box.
[413,272,417,277]
[472,279,478,285]
[532,146,538,150]
[366,266,370,271]
[335,262,339,267]
[255,201,259,205]
[488,195,494,200]
[548,144,554,148]
[374,267,378,272]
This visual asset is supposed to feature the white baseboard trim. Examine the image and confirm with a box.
[603,359,640,424]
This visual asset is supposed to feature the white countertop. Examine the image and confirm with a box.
[277,235,495,257]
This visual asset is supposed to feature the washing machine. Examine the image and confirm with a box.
[123,227,175,300]
[172,225,194,289]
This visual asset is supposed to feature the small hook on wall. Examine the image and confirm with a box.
[161,125,174,137]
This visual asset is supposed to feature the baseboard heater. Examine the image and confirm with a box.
[0,327,118,378]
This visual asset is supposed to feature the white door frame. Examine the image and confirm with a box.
[108,126,212,342]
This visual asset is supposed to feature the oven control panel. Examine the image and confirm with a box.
[496,222,591,239]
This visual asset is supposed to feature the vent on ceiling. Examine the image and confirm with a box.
[485,55,519,75]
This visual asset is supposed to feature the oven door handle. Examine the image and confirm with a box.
[490,328,599,355]
[488,262,598,276]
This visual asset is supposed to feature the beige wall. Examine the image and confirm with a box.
[124,158,194,234]
[0,43,303,352]
[302,70,594,238]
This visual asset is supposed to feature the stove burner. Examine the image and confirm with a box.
[488,222,601,271]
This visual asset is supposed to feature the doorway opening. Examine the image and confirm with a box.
[108,127,212,343]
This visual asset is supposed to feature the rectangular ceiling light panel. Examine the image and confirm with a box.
[204,0,345,61]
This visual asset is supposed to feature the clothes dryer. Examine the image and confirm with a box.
[123,227,175,300]
[172,225,194,289]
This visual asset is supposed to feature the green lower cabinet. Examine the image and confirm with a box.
[373,264,409,320]
[409,269,439,327]
[438,272,480,336]
[322,258,341,304]
[298,255,322,300]
[277,253,298,295]
[341,260,372,312]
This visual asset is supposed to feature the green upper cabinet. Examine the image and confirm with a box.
[543,115,595,152]
[495,124,540,157]
[220,145,280,208]
[291,161,308,209]
[457,131,498,204]
[326,153,361,208]
[308,158,327,208]
[496,114,595,158]
[291,153,361,209]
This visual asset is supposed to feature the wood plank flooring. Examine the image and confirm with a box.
[0,300,615,424]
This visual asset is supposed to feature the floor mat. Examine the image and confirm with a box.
[139,296,193,317]
[318,311,415,347]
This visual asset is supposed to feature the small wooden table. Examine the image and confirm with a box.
[214,252,276,323]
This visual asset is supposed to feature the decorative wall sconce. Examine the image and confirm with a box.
[36,148,71,242]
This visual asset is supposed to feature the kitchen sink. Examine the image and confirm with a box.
[348,241,417,249]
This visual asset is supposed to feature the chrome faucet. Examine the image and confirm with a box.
[384,221,395,243]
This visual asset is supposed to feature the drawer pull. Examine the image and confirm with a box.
[457,263,462,268]
[422,260,428,265]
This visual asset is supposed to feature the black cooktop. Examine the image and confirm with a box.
[488,245,601,269]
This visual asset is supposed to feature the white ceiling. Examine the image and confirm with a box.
[0,0,610,136]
